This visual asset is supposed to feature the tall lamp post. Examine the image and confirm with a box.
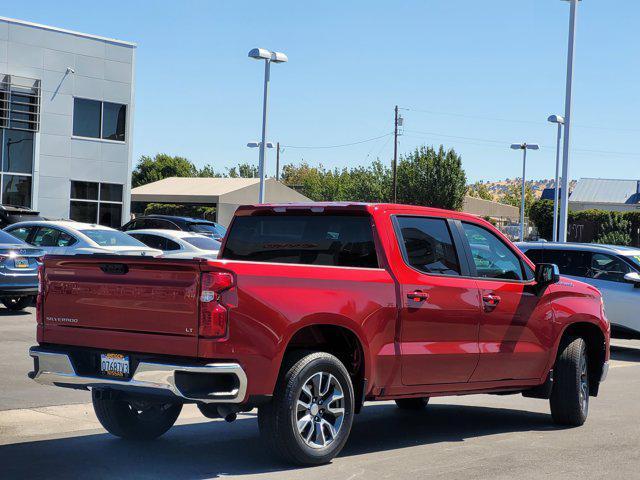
[548,115,564,242]
[511,143,539,242]
[558,0,581,242]
[248,48,288,203]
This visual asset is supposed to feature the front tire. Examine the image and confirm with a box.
[550,337,589,426]
[395,397,430,410]
[2,296,33,311]
[258,351,355,465]
[92,391,182,440]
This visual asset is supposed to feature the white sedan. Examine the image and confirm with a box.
[4,221,162,256]
[125,229,221,260]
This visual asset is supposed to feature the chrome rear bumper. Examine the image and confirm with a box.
[29,347,247,404]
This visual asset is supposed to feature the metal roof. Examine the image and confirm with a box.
[570,178,640,204]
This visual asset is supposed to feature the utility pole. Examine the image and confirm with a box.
[392,105,399,203]
[276,142,281,181]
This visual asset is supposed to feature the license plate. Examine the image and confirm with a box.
[14,258,28,268]
[100,353,130,378]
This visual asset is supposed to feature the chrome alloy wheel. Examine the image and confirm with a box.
[294,371,345,449]
[579,353,589,415]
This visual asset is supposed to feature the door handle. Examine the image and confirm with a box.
[482,294,501,310]
[407,291,429,302]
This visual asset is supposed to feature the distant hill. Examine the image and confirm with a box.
[470,179,577,202]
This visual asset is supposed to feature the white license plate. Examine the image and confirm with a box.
[14,258,29,268]
[100,353,130,378]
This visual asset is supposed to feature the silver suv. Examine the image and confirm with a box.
[517,242,640,339]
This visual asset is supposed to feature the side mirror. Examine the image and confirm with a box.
[624,272,640,288]
[535,263,560,286]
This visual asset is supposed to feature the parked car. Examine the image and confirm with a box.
[29,203,609,465]
[121,215,227,241]
[0,229,43,311]
[517,241,640,339]
[126,229,221,259]
[4,221,162,257]
[0,205,44,229]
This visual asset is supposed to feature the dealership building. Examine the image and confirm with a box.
[0,17,135,227]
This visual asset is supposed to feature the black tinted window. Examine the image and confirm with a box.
[102,102,126,141]
[73,98,101,138]
[523,248,544,265]
[3,129,34,174]
[396,216,460,275]
[462,222,524,281]
[222,215,378,268]
[544,249,590,277]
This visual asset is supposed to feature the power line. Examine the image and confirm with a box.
[282,133,392,150]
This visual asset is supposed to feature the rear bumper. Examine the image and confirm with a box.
[0,285,38,297]
[28,347,248,404]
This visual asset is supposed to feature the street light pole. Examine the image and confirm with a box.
[558,0,580,242]
[548,115,565,242]
[511,143,540,242]
[248,48,288,203]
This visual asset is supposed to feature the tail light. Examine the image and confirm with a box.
[36,263,44,324]
[199,271,234,338]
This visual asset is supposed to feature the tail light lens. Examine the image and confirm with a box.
[36,264,44,324]
[199,271,234,338]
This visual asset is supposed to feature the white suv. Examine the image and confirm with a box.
[517,242,640,339]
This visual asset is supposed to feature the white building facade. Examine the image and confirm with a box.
[0,17,135,227]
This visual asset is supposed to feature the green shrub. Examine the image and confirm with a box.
[594,212,631,246]
[529,200,554,240]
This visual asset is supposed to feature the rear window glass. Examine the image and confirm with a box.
[81,229,146,247]
[221,215,379,268]
[184,236,221,250]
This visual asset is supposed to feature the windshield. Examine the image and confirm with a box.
[189,223,226,236]
[183,236,221,251]
[0,230,27,245]
[625,254,640,270]
[80,229,148,248]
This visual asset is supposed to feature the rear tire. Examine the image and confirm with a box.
[92,391,182,440]
[395,397,430,410]
[258,351,354,465]
[2,296,33,311]
[550,337,589,426]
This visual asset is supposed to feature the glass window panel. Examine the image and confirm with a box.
[71,181,99,200]
[396,217,461,276]
[2,175,31,207]
[73,98,101,138]
[98,203,122,228]
[101,102,126,141]
[6,226,32,242]
[3,129,34,173]
[586,253,632,283]
[543,249,590,277]
[100,183,123,202]
[70,200,98,224]
[462,222,524,281]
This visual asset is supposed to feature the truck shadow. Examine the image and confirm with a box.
[1,403,557,479]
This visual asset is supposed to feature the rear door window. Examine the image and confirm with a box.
[395,216,460,275]
[221,214,379,268]
[543,249,590,277]
[32,227,76,247]
[523,248,544,265]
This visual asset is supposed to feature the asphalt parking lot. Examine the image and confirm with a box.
[1,309,639,480]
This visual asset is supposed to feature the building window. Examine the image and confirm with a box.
[72,98,127,142]
[70,181,124,228]
[0,128,34,208]
[0,75,41,132]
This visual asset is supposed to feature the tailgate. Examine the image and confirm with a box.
[41,256,201,355]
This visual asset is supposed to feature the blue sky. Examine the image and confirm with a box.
[5,0,640,183]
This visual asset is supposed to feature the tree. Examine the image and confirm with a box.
[396,145,467,210]
[529,199,555,240]
[467,181,493,201]
[595,212,632,246]
[500,181,536,216]
[132,154,198,187]
[227,163,259,178]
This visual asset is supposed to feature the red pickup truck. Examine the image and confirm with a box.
[29,203,610,465]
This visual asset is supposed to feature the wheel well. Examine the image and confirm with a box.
[284,325,366,411]
[560,322,606,396]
